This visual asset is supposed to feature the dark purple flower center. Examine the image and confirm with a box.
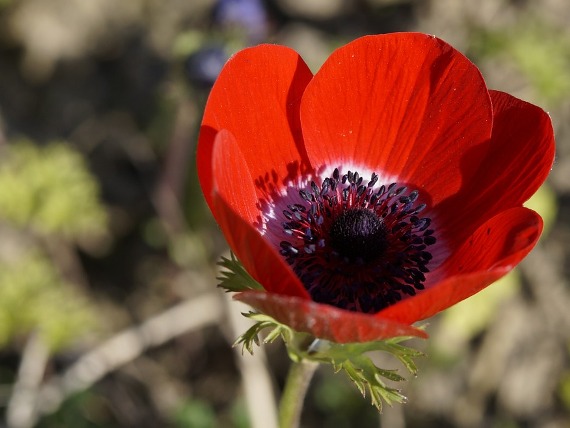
[329,208,388,262]
[279,168,436,314]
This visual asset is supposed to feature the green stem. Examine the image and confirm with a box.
[278,361,318,428]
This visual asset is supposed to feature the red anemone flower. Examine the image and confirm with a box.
[197,33,555,344]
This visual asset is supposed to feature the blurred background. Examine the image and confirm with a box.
[0,0,568,427]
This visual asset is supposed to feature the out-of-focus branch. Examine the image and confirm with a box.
[226,296,279,428]
[32,293,223,426]
[152,98,197,235]
[6,332,50,428]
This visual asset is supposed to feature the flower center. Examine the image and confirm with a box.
[329,209,387,262]
[278,168,436,314]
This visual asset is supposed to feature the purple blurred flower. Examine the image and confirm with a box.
[214,0,268,43]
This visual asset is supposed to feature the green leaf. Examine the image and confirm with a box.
[288,334,425,411]
[233,312,293,354]
[217,253,264,292]
[231,309,425,411]
[338,354,408,411]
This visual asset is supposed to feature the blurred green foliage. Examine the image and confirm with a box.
[312,371,377,428]
[437,271,519,357]
[471,21,570,104]
[509,32,570,102]
[173,399,217,428]
[172,397,251,428]
[525,184,558,237]
[37,391,113,428]
[0,141,103,349]
[559,369,570,410]
[0,251,95,349]
[0,141,106,239]
[229,398,250,428]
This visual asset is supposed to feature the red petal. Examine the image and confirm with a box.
[436,90,555,247]
[379,207,543,323]
[235,291,428,343]
[300,33,492,205]
[198,44,314,211]
[211,130,260,225]
[212,130,309,298]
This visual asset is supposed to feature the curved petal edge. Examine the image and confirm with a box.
[235,291,428,343]
[379,207,543,323]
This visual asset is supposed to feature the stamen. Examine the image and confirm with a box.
[278,168,436,314]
